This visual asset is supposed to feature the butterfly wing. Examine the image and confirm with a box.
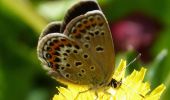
[60,0,100,32]
[64,10,115,85]
[62,0,115,85]
[39,21,62,40]
[37,32,105,85]
[37,0,115,87]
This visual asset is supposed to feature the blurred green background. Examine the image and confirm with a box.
[0,0,169,100]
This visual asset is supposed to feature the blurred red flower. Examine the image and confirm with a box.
[110,12,162,62]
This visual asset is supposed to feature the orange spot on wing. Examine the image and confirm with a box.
[85,22,91,27]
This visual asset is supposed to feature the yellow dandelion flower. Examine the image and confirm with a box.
[53,59,166,100]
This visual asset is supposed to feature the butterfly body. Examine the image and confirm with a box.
[37,0,115,88]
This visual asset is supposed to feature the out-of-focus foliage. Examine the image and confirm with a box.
[0,0,169,100]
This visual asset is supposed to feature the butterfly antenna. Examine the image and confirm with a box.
[120,82,145,98]
[113,53,142,81]
[112,53,145,98]
[126,53,141,69]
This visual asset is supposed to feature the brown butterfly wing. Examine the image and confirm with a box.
[37,0,115,87]
[64,10,115,85]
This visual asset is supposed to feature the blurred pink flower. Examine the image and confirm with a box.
[110,12,162,62]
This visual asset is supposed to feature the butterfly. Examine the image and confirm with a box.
[37,0,121,93]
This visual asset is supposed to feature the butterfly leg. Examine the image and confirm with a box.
[74,87,100,100]
[102,87,114,99]
[94,91,99,100]
[74,87,93,100]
